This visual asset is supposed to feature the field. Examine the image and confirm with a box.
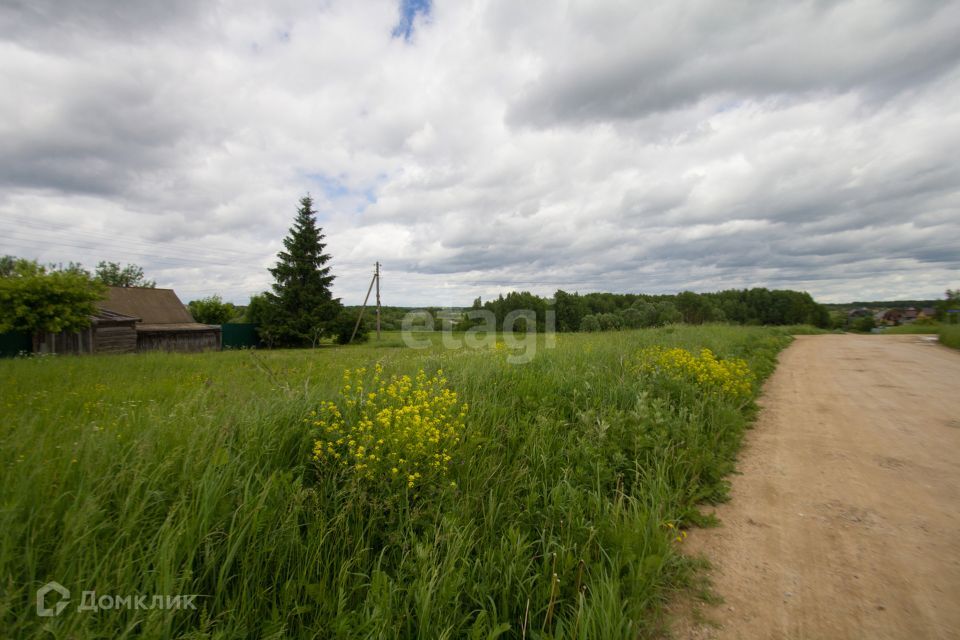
[1,326,796,638]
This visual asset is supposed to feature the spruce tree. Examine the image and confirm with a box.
[263,195,341,346]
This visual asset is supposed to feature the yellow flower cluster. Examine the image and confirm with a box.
[312,364,467,490]
[636,346,754,401]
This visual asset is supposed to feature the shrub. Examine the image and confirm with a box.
[579,314,601,332]
[187,295,236,325]
[332,309,367,344]
[311,365,467,491]
[852,316,875,332]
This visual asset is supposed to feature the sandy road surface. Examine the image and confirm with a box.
[677,335,960,639]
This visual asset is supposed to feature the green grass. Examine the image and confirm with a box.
[939,324,960,349]
[879,322,960,349]
[1,326,797,638]
[880,323,940,334]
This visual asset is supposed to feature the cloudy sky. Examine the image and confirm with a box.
[1,0,958,305]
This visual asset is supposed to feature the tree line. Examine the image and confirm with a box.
[465,287,831,332]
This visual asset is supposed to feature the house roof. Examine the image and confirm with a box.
[99,287,195,324]
[93,308,140,324]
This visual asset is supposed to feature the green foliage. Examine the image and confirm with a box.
[554,289,590,331]
[852,315,876,333]
[0,326,791,638]
[332,308,368,345]
[0,256,42,278]
[482,291,549,331]
[676,291,722,324]
[623,301,660,328]
[938,289,960,323]
[654,300,682,325]
[94,261,155,288]
[243,293,271,324]
[260,195,342,347]
[0,259,106,334]
[596,311,621,330]
[939,324,960,349]
[187,295,236,325]
[0,255,17,278]
[580,314,601,332]
[472,287,825,333]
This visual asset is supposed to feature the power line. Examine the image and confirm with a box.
[0,214,375,267]
[0,231,258,269]
[0,225,375,272]
[0,213,273,262]
[4,218,265,261]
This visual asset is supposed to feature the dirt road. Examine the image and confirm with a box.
[677,335,960,639]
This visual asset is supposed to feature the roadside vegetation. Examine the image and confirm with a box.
[882,322,960,350]
[938,324,960,349]
[2,325,795,638]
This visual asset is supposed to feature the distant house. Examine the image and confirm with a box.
[848,308,872,319]
[919,307,937,319]
[35,287,220,355]
[100,287,221,352]
[880,309,904,325]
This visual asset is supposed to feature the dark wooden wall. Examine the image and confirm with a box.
[136,330,221,353]
[38,325,138,355]
[38,329,93,354]
[95,326,137,354]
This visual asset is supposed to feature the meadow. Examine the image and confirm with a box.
[1,326,797,639]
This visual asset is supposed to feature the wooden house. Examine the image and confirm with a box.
[100,287,221,352]
[35,308,139,355]
[36,287,220,354]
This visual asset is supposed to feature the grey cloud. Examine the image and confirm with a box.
[0,0,207,48]
[507,1,960,126]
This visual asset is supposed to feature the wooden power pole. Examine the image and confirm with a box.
[349,262,381,344]
[375,261,381,340]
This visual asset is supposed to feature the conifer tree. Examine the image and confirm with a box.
[262,195,341,346]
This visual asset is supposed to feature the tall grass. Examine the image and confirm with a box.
[1,326,794,638]
[939,324,960,349]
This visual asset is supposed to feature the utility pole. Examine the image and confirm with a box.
[349,262,381,344]
[375,261,381,340]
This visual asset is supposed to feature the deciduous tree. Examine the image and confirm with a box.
[0,258,106,343]
[188,295,237,325]
[95,261,155,288]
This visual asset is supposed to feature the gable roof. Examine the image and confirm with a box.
[99,287,196,324]
[93,308,140,325]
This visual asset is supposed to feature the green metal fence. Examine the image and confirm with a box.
[221,323,262,350]
[0,331,32,358]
